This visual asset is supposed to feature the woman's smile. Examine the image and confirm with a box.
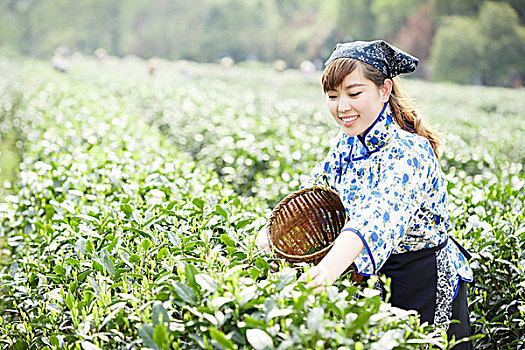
[340,114,359,127]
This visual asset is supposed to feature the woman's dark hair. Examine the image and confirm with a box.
[321,58,441,157]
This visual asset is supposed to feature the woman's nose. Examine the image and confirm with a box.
[338,95,352,113]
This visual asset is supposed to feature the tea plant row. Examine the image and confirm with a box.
[1,59,445,349]
[0,57,524,349]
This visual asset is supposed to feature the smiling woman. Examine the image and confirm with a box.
[275,40,473,349]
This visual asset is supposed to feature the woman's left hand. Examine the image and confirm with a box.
[297,229,365,293]
[298,264,335,293]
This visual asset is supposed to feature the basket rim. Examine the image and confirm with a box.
[266,186,347,262]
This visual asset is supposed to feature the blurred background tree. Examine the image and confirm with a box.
[429,16,482,84]
[0,0,523,87]
[333,0,375,42]
[478,1,523,85]
[430,1,525,85]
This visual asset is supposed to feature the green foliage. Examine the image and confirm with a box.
[519,26,525,73]
[451,178,525,349]
[370,0,425,40]
[430,1,525,86]
[197,0,280,62]
[0,58,450,349]
[431,0,484,17]
[429,16,482,84]
[1,0,525,86]
[478,1,523,85]
[334,0,376,41]
[0,59,23,199]
[1,57,524,348]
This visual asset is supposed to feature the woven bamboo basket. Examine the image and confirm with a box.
[267,186,362,282]
[265,186,345,259]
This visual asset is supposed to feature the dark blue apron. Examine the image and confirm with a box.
[378,239,449,324]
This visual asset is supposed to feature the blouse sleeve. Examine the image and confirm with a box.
[344,145,436,276]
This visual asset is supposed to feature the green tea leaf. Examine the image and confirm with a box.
[107,235,119,252]
[307,307,324,332]
[92,260,104,274]
[54,265,66,276]
[305,245,323,255]
[9,339,28,350]
[50,335,60,348]
[235,219,251,229]
[45,204,55,220]
[209,328,235,350]
[354,311,373,329]
[121,204,133,218]
[139,325,160,350]
[275,270,295,292]
[77,269,91,282]
[185,264,199,291]
[171,282,197,305]
[65,291,75,311]
[220,234,236,247]
[85,240,94,254]
[153,324,168,349]
[192,198,205,211]
[66,258,80,266]
[142,239,152,251]
[246,329,273,350]
[8,262,18,277]
[156,247,169,260]
[103,255,115,276]
[195,273,217,293]
[215,205,228,219]
[76,238,87,255]
[152,304,170,326]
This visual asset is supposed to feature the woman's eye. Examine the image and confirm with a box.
[328,95,337,99]
[349,92,361,97]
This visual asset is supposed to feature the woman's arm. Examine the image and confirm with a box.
[298,230,364,291]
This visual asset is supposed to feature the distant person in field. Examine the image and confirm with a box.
[52,46,70,73]
[257,40,473,349]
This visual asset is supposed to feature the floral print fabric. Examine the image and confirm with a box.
[303,103,473,294]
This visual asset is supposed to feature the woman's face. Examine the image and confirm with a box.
[326,68,391,137]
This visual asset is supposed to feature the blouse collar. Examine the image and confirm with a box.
[339,102,396,161]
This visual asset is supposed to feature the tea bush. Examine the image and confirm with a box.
[0,59,446,349]
[1,57,524,349]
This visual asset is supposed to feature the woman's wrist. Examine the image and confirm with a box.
[317,229,365,282]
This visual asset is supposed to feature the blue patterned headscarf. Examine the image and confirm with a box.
[324,40,418,78]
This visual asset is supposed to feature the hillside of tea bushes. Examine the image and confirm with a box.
[0,56,524,349]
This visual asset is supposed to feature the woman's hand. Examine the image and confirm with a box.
[297,228,365,293]
[298,264,336,293]
[255,224,271,254]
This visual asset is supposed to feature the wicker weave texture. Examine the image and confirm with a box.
[267,187,347,264]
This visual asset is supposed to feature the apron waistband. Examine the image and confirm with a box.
[387,237,449,261]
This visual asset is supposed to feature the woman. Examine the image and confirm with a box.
[257,40,473,348]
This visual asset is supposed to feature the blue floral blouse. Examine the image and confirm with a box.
[303,103,473,296]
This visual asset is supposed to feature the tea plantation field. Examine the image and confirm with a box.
[0,57,524,349]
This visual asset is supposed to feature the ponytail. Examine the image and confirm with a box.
[388,79,441,157]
